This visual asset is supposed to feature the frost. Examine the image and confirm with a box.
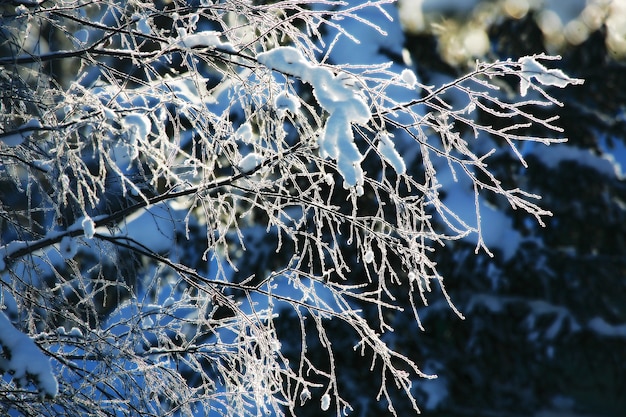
[0,1,588,416]
[163,296,176,308]
[270,338,281,352]
[519,56,583,96]
[60,174,70,189]
[0,311,58,398]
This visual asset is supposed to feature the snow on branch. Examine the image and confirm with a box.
[0,311,58,398]
[258,46,375,190]
[0,1,585,416]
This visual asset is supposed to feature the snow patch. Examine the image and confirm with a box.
[0,118,42,147]
[59,236,77,259]
[588,317,626,338]
[236,123,254,143]
[532,143,623,179]
[123,113,151,143]
[400,68,418,87]
[0,311,58,398]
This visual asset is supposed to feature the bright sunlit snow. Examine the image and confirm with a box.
[175,30,234,51]
[123,113,152,143]
[0,311,58,398]
[82,216,96,239]
[258,46,372,188]
[274,91,300,116]
[519,56,583,96]
[377,132,406,175]
[238,152,264,173]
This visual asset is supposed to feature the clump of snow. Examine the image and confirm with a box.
[274,91,300,116]
[377,132,406,175]
[320,393,331,411]
[238,152,264,173]
[257,46,373,188]
[0,311,58,398]
[123,113,151,143]
[175,29,234,51]
[68,327,83,338]
[236,123,254,143]
[299,387,312,405]
[363,249,375,264]
[519,56,583,96]
[400,68,418,87]
[82,216,96,239]
[133,13,151,35]
[0,118,42,147]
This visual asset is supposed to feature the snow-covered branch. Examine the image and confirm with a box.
[0,0,583,416]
